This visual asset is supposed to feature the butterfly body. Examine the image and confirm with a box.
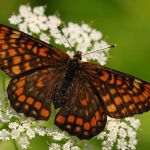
[53,53,81,108]
[0,24,149,139]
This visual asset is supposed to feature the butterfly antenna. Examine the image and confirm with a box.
[58,27,74,51]
[82,44,116,56]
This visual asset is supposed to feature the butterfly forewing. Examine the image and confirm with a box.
[82,62,150,118]
[0,24,70,77]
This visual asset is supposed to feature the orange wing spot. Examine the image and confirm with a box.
[139,95,145,102]
[39,47,49,56]
[144,83,150,90]
[107,104,117,113]
[0,39,5,44]
[16,80,25,87]
[24,54,31,60]
[18,95,26,102]
[34,101,42,110]
[0,34,6,39]
[27,42,34,49]
[13,56,21,64]
[20,44,25,48]
[123,94,131,103]
[26,97,34,105]
[40,108,49,118]
[24,62,31,71]
[133,87,138,93]
[76,117,83,126]
[12,65,21,74]
[102,94,110,102]
[133,96,139,103]
[0,51,6,58]
[142,91,149,99]
[10,34,20,38]
[68,115,75,123]
[100,71,109,81]
[15,87,24,96]
[129,104,135,110]
[127,90,134,95]
[8,49,16,56]
[9,39,16,43]
[118,89,125,94]
[116,76,122,85]
[121,108,128,115]
[23,104,29,110]
[0,26,9,31]
[84,122,90,130]
[1,44,8,50]
[114,96,123,105]
[101,84,105,88]
[37,81,44,88]
[95,111,101,121]
[109,74,115,84]
[18,48,24,54]
[133,82,140,89]
[75,126,81,132]
[32,46,38,53]
[110,88,116,94]
[56,115,66,124]
[66,125,72,129]
[122,84,127,89]
[80,98,88,106]
[3,60,8,66]
[90,116,96,127]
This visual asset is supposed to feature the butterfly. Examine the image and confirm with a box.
[0,24,149,139]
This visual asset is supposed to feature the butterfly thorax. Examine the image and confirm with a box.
[53,52,81,109]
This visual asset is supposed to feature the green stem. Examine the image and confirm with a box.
[12,139,19,150]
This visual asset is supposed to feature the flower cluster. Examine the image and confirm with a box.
[0,4,141,150]
[9,4,109,65]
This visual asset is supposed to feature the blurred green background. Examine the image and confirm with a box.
[0,0,150,149]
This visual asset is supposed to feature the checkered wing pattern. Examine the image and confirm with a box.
[7,66,67,120]
[0,24,70,77]
[82,62,150,118]
[54,76,107,139]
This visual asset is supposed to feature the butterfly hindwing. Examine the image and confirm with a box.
[0,24,70,77]
[82,62,150,118]
[7,66,67,120]
[54,76,107,139]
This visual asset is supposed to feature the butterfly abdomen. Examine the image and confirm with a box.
[53,59,80,108]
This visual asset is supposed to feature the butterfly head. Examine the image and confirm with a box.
[73,51,82,61]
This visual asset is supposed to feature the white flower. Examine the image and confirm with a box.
[18,136,30,149]
[48,15,62,29]
[19,5,32,18]
[40,33,50,43]
[71,146,80,150]
[0,129,10,140]
[26,128,36,139]
[90,29,102,41]
[8,15,22,25]
[33,6,45,16]
[52,131,66,141]
[34,127,46,136]
[11,129,21,139]
[63,140,73,150]
[49,143,61,150]
[9,122,19,130]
